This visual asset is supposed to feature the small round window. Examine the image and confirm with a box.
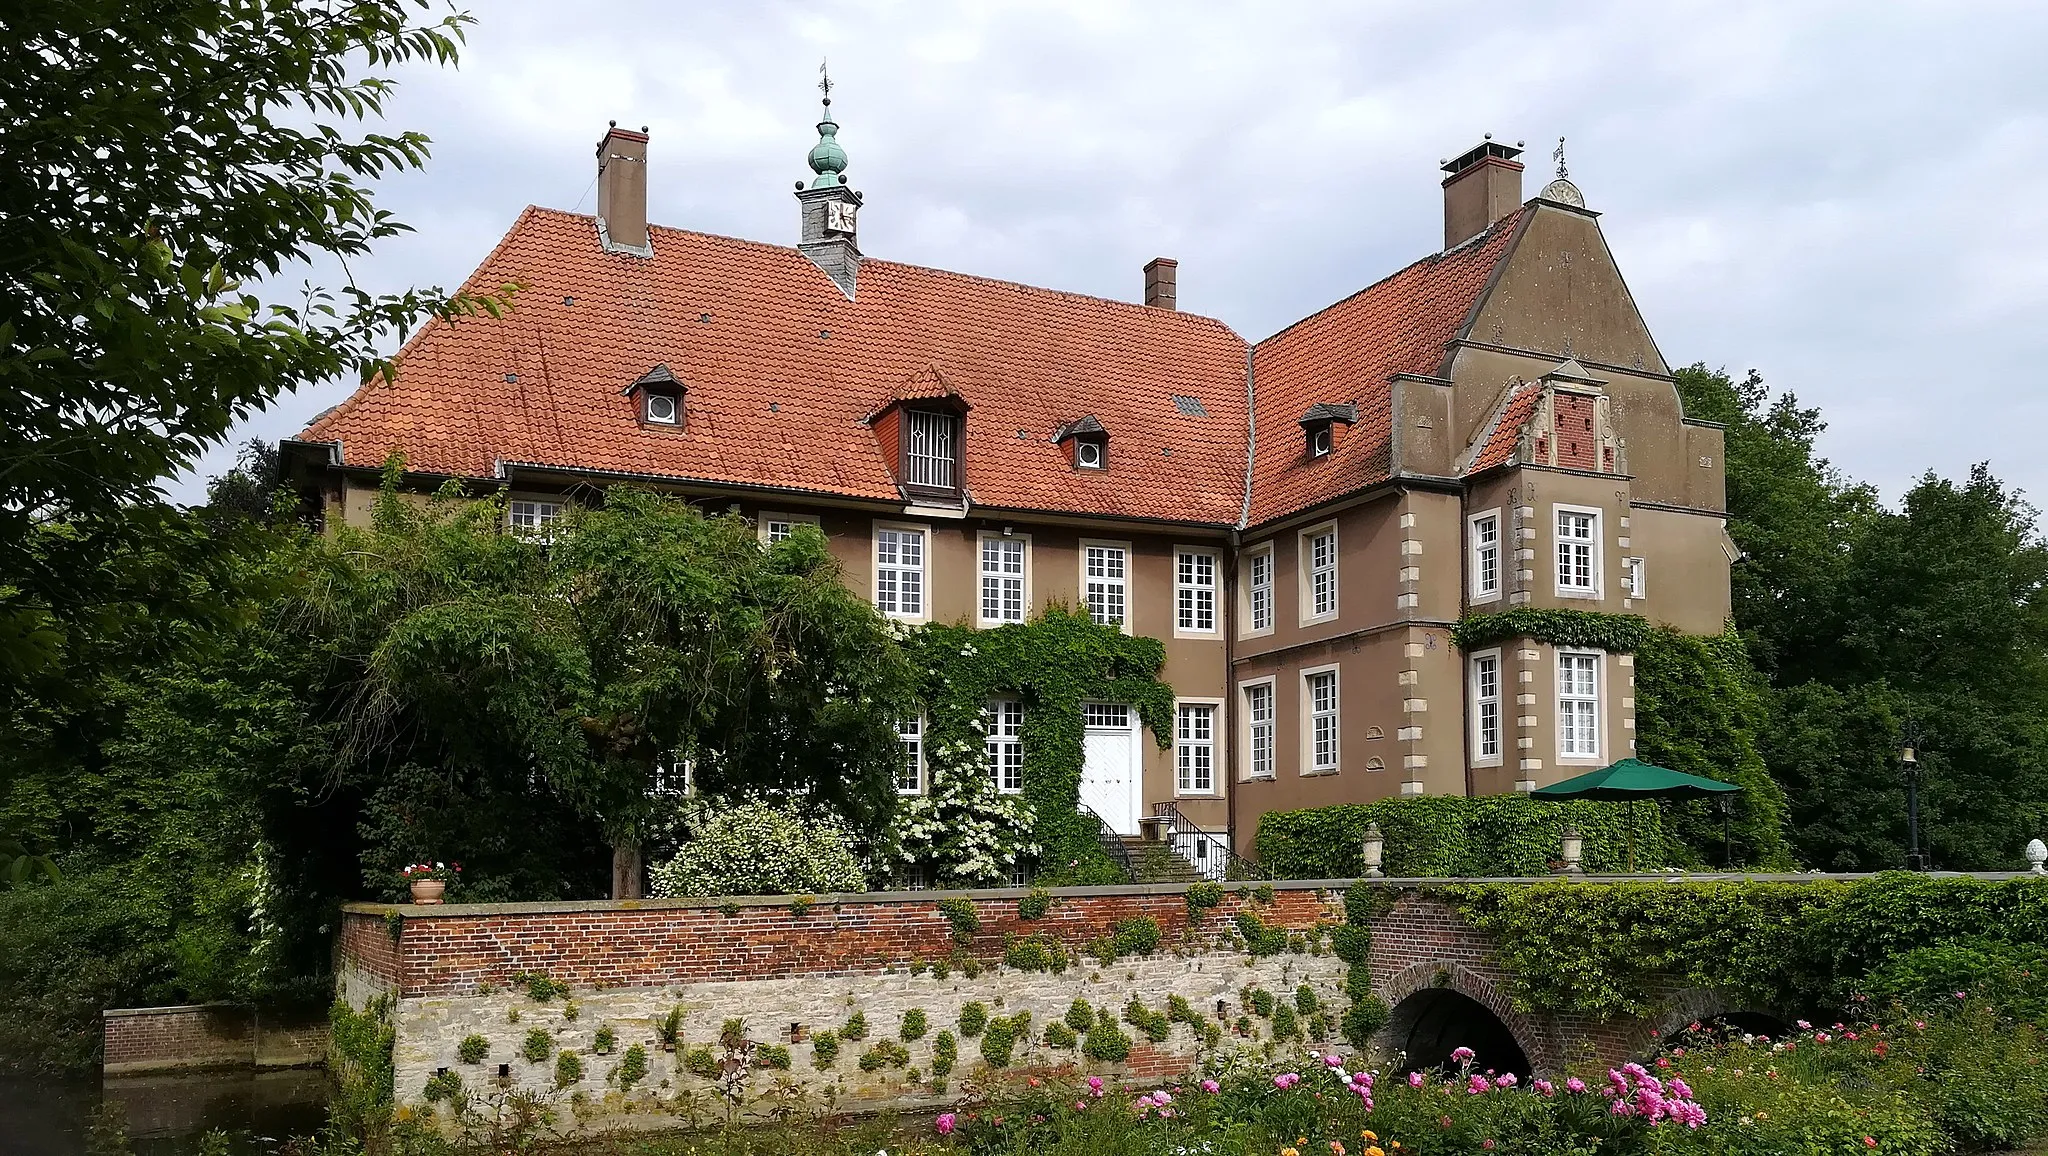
[645,393,678,425]
[1077,439,1103,469]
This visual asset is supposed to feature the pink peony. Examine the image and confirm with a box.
[1566,1077,1587,1093]
[1409,1071,1425,1088]
[934,1113,956,1135]
[1451,1046,1476,1063]
[1088,1076,1104,1091]
[1200,1079,1220,1094]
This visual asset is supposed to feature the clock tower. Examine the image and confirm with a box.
[796,64,863,297]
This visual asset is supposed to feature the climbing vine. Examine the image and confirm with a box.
[1448,874,2048,1020]
[1256,794,1665,878]
[1451,607,1651,654]
[886,609,1175,887]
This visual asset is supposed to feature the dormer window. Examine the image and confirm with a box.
[903,409,958,492]
[1298,402,1358,460]
[625,363,685,430]
[1054,415,1109,471]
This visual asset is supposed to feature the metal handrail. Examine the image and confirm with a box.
[1150,801,1270,881]
[1079,804,1136,884]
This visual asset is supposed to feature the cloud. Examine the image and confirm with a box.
[172,0,2048,511]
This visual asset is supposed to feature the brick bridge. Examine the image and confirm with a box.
[331,876,1832,1121]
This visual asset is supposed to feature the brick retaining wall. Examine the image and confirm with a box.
[102,1004,327,1075]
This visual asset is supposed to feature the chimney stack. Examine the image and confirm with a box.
[1440,137,1523,250]
[1143,257,1178,310]
[595,122,651,255]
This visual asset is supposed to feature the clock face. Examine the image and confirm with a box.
[826,201,857,234]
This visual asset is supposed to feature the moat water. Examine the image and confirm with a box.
[0,1071,329,1156]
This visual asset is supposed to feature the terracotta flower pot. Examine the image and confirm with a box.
[410,879,447,905]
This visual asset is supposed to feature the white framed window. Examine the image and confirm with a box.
[1174,547,1219,635]
[1468,510,1501,602]
[1558,650,1601,760]
[508,499,564,541]
[1080,540,1129,630]
[1555,506,1601,597]
[1176,702,1217,795]
[1302,665,1340,774]
[978,533,1030,625]
[873,523,927,620]
[1470,650,1503,765]
[904,410,957,490]
[1242,680,1276,780]
[896,716,925,795]
[985,699,1024,793]
[643,391,680,425]
[760,511,821,545]
[1298,522,1339,624]
[1243,544,1274,636]
[1624,556,1646,599]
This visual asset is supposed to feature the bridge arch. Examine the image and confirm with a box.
[1377,960,1546,1077]
[1630,989,1797,1060]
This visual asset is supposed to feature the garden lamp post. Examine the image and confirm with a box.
[1717,795,1733,869]
[1361,822,1385,879]
[1901,733,1924,871]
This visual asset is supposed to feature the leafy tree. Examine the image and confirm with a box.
[1632,626,1790,868]
[311,475,915,897]
[0,0,491,687]
[1674,364,1878,680]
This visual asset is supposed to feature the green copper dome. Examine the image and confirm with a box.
[806,104,848,189]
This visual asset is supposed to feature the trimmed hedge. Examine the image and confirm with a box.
[1254,794,1665,879]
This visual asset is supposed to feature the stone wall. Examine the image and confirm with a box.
[339,883,1347,1130]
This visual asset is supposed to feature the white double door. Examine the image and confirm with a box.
[1078,703,1144,836]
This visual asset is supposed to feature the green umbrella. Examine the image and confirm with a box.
[1532,758,1742,871]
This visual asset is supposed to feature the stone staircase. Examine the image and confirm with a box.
[1121,837,1209,885]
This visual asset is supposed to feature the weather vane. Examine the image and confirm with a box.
[819,59,833,108]
[1552,135,1569,181]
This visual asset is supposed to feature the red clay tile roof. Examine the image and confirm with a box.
[304,207,1254,524]
[1244,210,1524,524]
[1466,381,1542,474]
[302,205,1526,528]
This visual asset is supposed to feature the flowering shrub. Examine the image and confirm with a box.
[649,801,865,897]
[398,861,459,884]
[926,1007,2044,1155]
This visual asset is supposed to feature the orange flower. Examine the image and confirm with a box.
[1329,1144,1346,1156]
[1281,1149,1300,1156]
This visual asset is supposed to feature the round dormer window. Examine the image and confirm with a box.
[645,393,678,425]
[1077,439,1103,469]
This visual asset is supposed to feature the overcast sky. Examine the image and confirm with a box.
[172,0,2048,510]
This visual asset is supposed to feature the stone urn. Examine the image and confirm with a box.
[409,879,447,905]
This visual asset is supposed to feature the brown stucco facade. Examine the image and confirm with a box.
[293,129,1730,868]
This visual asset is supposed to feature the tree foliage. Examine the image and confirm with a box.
[0,0,500,692]
[1684,364,2048,870]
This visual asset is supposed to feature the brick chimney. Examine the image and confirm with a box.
[595,122,651,255]
[1143,257,1178,310]
[1440,137,1523,250]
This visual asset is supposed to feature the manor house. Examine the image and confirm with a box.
[283,93,1733,865]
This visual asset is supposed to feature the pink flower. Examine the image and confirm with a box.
[1863,1138,1877,1149]
[1494,1073,1517,1088]
[1451,1046,1475,1063]
[1409,1072,1425,1088]
[1088,1076,1104,1091]
[1533,1079,1555,1097]
[1466,1074,1490,1094]
[934,1113,956,1135]
[1483,1141,1496,1151]
[1153,1090,1172,1105]
[1200,1079,1220,1093]
[1074,1100,1087,1111]
[1797,1020,1812,1030]
[1565,1077,1587,1093]
[1325,1054,1345,1068]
